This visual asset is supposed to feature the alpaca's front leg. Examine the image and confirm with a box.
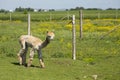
[38,49,45,68]
[27,48,35,67]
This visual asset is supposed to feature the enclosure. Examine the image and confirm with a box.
[0,10,120,80]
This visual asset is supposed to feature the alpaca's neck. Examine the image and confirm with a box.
[41,36,50,48]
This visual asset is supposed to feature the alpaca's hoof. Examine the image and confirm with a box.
[27,64,31,67]
[41,65,45,68]
[19,62,22,66]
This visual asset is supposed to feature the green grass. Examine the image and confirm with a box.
[0,56,120,80]
[0,19,120,80]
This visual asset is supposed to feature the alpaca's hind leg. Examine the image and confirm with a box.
[22,47,28,65]
[17,49,25,65]
[17,48,28,65]
[27,48,35,67]
[18,40,26,65]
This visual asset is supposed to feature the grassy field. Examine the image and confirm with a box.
[0,11,120,80]
[0,10,120,21]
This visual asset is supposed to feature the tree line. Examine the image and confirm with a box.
[69,7,120,11]
[0,6,120,13]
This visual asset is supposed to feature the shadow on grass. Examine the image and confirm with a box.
[11,62,41,68]
[11,62,20,66]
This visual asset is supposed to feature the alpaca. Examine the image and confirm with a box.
[17,31,55,68]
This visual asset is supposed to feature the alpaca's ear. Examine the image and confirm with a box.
[46,31,49,33]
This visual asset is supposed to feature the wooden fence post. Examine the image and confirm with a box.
[28,13,31,35]
[98,13,100,19]
[72,15,76,60]
[10,13,12,21]
[116,10,118,19]
[50,13,52,22]
[67,11,70,20]
[79,10,83,39]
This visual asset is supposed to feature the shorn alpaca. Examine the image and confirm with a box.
[17,31,55,68]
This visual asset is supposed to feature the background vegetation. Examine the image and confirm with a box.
[0,10,120,80]
[0,9,120,21]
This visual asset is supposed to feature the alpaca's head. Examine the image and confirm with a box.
[46,31,55,40]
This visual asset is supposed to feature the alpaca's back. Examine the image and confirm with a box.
[19,35,42,49]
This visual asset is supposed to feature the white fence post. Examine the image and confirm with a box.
[72,15,76,60]
[28,13,31,35]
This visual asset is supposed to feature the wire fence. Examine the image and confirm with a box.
[0,10,120,59]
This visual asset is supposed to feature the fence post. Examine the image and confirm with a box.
[50,13,52,22]
[10,13,12,21]
[67,11,70,20]
[72,15,76,60]
[28,13,31,35]
[115,10,118,19]
[79,10,83,39]
[98,13,100,19]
